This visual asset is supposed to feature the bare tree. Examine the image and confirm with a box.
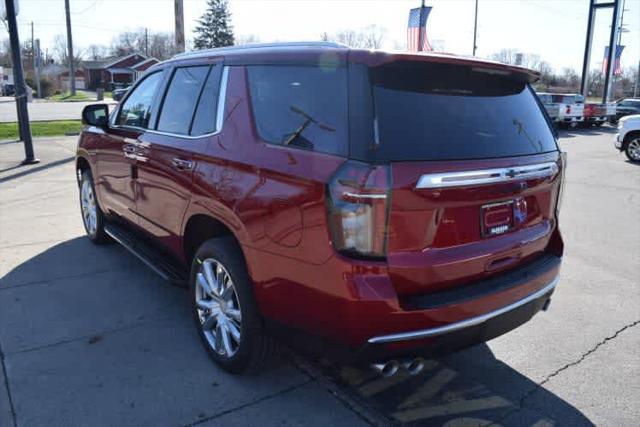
[360,25,386,49]
[52,34,82,68]
[147,32,177,60]
[111,29,146,57]
[87,44,108,60]
[235,34,261,45]
[321,25,387,49]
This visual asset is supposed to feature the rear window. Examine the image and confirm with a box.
[246,65,348,156]
[349,62,558,162]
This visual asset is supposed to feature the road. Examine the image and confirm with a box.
[0,128,638,426]
[0,98,116,123]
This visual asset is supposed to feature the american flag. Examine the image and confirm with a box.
[407,6,433,52]
[602,45,625,76]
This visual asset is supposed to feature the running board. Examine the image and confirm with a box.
[105,223,188,287]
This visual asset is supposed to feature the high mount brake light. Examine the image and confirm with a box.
[326,161,391,259]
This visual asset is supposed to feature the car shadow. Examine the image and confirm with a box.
[314,344,594,426]
[1,237,594,426]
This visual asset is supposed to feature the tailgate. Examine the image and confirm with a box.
[386,153,561,296]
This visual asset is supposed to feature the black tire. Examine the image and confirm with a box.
[190,237,275,374]
[79,170,109,244]
[624,136,640,163]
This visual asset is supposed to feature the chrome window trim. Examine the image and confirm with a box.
[109,66,229,141]
[367,274,559,344]
[416,161,559,189]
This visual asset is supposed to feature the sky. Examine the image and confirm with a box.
[5,0,640,73]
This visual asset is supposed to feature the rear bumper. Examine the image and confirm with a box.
[367,275,558,345]
[354,279,555,362]
[562,116,583,123]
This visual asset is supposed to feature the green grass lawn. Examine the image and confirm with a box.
[0,120,82,140]
[48,91,90,102]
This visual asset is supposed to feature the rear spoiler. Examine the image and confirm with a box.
[348,49,540,84]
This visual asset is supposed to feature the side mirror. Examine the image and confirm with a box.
[82,104,109,128]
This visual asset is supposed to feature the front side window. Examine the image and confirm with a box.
[117,71,163,129]
[246,65,348,156]
[157,66,210,135]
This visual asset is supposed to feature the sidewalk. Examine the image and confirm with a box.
[0,137,366,426]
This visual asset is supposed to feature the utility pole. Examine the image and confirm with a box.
[4,0,37,164]
[174,0,185,53]
[145,28,149,56]
[35,39,41,98]
[31,21,34,73]
[64,0,76,96]
[472,0,478,56]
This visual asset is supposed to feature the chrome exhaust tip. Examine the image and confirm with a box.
[402,358,426,376]
[371,360,400,377]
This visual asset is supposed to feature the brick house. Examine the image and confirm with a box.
[83,53,159,90]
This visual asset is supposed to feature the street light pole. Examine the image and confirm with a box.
[4,0,37,164]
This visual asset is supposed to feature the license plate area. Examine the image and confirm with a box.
[481,200,514,237]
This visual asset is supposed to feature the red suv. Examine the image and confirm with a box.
[77,42,565,375]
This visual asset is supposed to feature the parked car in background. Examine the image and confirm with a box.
[610,98,640,124]
[614,114,640,162]
[536,93,561,124]
[112,86,131,101]
[2,84,15,96]
[583,102,615,127]
[76,42,565,376]
[553,94,584,128]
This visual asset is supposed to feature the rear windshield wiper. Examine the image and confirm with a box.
[283,106,335,146]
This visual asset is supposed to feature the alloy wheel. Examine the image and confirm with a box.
[81,179,97,236]
[628,139,640,161]
[195,258,242,358]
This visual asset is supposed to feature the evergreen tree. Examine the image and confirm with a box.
[193,0,235,49]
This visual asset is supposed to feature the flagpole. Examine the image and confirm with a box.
[418,0,425,52]
[472,0,478,56]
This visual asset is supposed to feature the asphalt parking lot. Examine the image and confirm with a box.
[1,127,638,426]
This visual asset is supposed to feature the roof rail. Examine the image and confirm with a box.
[172,41,347,60]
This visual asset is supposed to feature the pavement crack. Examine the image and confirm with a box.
[183,379,313,426]
[485,318,640,426]
[0,337,18,427]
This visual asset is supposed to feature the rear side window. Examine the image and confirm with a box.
[157,66,210,135]
[350,62,558,161]
[246,65,348,156]
[117,71,163,128]
[190,65,222,136]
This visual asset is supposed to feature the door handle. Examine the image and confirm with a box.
[172,158,193,171]
[123,144,138,159]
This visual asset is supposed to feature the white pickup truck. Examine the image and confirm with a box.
[614,114,640,162]
[536,93,561,124]
[553,94,585,128]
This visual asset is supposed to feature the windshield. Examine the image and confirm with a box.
[349,62,558,162]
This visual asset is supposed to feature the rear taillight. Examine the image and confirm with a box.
[326,161,391,259]
[556,152,567,214]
